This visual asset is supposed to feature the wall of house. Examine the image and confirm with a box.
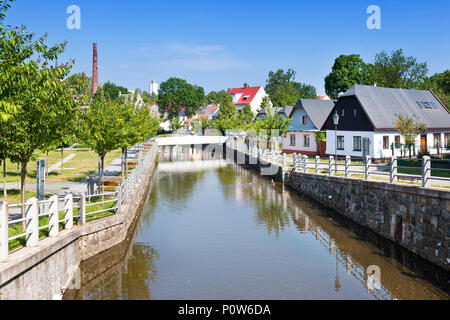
[289,107,317,131]
[283,131,318,155]
[326,130,374,158]
[250,88,267,114]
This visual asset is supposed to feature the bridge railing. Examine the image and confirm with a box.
[0,141,158,262]
[228,136,449,189]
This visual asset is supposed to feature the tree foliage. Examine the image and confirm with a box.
[265,69,317,108]
[254,107,292,137]
[213,94,239,133]
[393,114,427,146]
[421,70,450,109]
[102,81,128,101]
[325,54,372,99]
[157,77,205,119]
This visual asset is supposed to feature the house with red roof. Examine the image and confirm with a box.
[228,83,268,114]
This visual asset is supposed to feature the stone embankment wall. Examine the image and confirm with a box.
[0,151,157,300]
[284,171,450,271]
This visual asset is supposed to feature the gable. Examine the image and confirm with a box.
[322,96,374,132]
[290,106,317,131]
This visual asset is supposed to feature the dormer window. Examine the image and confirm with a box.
[242,95,250,101]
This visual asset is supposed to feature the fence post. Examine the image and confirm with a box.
[65,194,74,230]
[345,156,351,178]
[302,155,308,173]
[422,156,431,188]
[329,156,334,176]
[293,154,297,170]
[283,153,287,168]
[115,186,121,214]
[390,156,398,183]
[364,155,371,180]
[0,201,8,262]
[315,156,320,174]
[26,198,39,247]
[49,195,59,237]
[78,194,86,225]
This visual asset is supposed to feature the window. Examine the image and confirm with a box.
[341,109,345,116]
[242,95,250,101]
[304,135,310,147]
[337,136,344,150]
[445,133,450,148]
[395,135,401,149]
[290,134,296,146]
[354,108,357,117]
[353,136,362,151]
[302,116,307,125]
[434,133,441,148]
[383,136,390,149]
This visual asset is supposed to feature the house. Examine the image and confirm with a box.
[199,105,219,120]
[283,99,336,155]
[318,94,332,100]
[229,83,268,114]
[321,84,450,159]
[257,106,294,120]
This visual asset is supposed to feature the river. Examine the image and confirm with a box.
[64,159,449,300]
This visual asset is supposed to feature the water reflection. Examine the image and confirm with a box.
[65,160,449,300]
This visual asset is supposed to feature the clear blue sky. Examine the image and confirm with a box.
[5,0,450,94]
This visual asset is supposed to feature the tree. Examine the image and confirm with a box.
[393,114,427,158]
[213,94,239,134]
[76,90,123,193]
[259,96,272,111]
[237,104,255,131]
[1,24,75,207]
[205,90,228,105]
[370,49,428,89]
[254,106,292,137]
[421,70,450,109]
[265,69,317,108]
[102,81,128,101]
[325,54,372,99]
[170,117,184,131]
[157,78,205,119]
[192,115,211,135]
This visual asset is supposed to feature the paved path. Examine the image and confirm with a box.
[48,153,76,173]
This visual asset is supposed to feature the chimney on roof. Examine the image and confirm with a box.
[243,83,249,88]
[92,43,98,95]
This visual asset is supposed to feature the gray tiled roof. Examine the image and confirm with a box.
[291,99,336,129]
[342,85,450,130]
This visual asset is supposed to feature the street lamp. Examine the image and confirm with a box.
[333,110,340,174]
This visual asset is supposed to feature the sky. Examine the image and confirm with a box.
[4,0,450,95]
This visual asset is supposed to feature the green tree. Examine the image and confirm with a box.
[76,90,123,193]
[265,69,317,107]
[254,106,292,137]
[393,114,427,158]
[213,94,239,134]
[102,81,128,101]
[238,104,255,131]
[370,49,428,89]
[157,77,205,119]
[205,89,228,105]
[170,117,184,131]
[325,54,372,99]
[421,70,450,109]
[66,72,92,105]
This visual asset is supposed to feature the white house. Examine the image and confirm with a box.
[229,83,268,114]
[322,85,450,159]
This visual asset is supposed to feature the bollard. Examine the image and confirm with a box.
[390,156,398,183]
[345,156,351,178]
[315,156,320,174]
[422,156,431,188]
[49,195,59,237]
[26,198,39,247]
[78,194,86,225]
[0,201,8,262]
[65,194,74,230]
[329,156,334,176]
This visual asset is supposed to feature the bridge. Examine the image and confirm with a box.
[154,135,228,146]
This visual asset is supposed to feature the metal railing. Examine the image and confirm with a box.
[228,136,450,189]
[0,141,158,262]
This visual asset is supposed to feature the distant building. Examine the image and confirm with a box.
[229,84,268,114]
[257,106,294,120]
[321,85,450,159]
[150,80,159,96]
[318,94,331,100]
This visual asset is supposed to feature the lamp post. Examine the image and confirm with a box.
[333,110,340,175]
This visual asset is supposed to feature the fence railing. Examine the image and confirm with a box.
[227,136,450,189]
[0,141,158,262]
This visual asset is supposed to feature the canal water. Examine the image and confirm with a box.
[66,159,450,300]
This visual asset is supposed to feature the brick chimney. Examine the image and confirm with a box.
[92,43,98,95]
[243,83,249,88]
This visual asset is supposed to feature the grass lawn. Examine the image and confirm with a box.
[1,149,122,184]
[1,190,52,204]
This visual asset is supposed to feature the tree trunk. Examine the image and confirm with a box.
[46,151,49,179]
[20,160,27,231]
[121,148,125,180]
[3,159,6,200]
[61,147,64,176]
[101,155,105,202]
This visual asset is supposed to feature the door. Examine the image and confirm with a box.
[421,135,427,153]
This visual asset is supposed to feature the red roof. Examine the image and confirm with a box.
[208,105,218,113]
[228,86,262,105]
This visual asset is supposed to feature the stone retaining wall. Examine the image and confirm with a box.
[284,171,450,271]
[0,153,157,300]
